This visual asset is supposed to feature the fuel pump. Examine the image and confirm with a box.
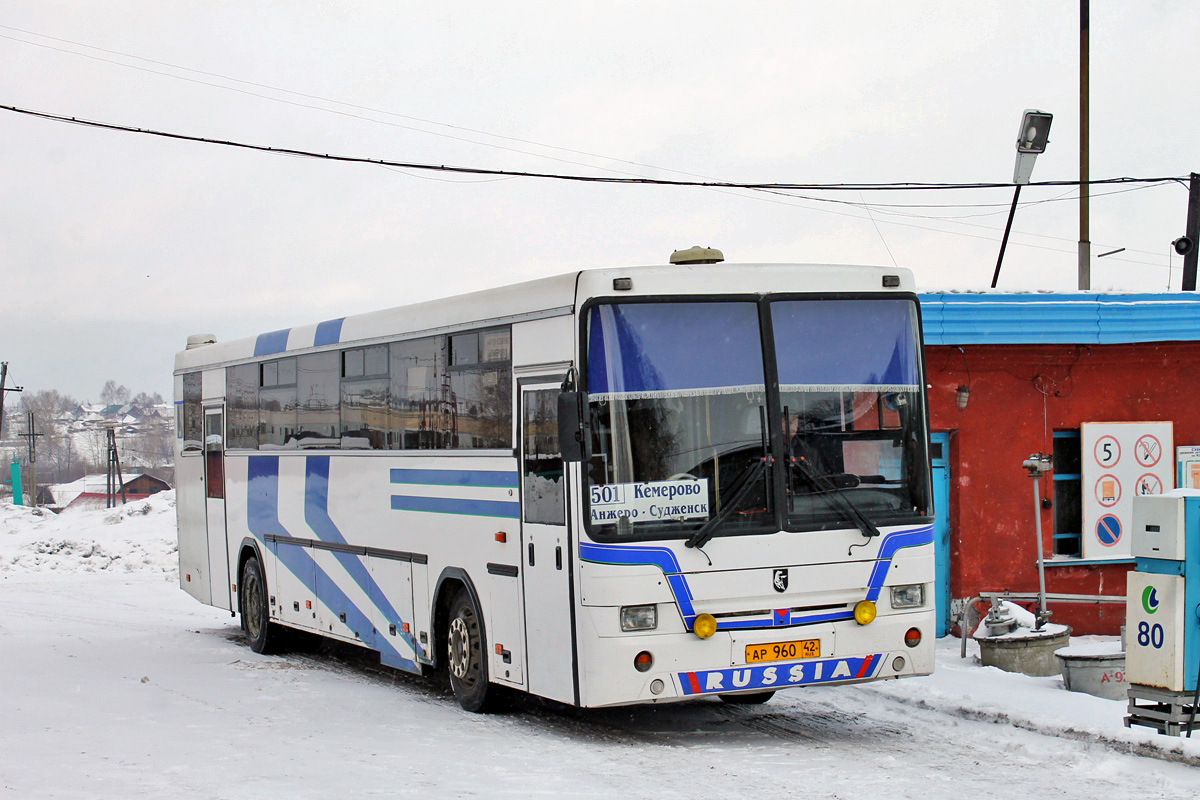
[1125,492,1200,736]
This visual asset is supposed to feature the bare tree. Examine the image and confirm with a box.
[101,380,132,406]
[19,390,83,484]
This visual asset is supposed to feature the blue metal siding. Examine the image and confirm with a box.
[919,293,1200,346]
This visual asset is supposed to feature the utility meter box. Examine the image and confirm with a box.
[1125,494,1200,693]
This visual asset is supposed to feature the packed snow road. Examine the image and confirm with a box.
[1,498,1197,798]
[1,571,1196,800]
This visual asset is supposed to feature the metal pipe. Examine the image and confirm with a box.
[1033,475,1048,627]
[1078,0,1091,289]
[991,185,1022,288]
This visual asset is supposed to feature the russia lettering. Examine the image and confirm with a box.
[678,654,883,695]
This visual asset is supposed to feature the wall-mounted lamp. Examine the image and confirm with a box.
[955,346,971,410]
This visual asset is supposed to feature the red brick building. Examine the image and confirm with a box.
[920,292,1200,635]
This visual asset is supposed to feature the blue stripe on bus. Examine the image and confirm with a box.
[253,328,291,356]
[577,542,697,619]
[864,525,935,603]
[304,456,422,661]
[390,468,519,488]
[390,494,520,519]
[245,455,418,671]
[314,318,345,347]
[580,525,934,632]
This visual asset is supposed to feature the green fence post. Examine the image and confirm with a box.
[10,461,22,506]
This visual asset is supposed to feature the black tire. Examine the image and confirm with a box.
[718,690,776,705]
[446,588,495,712]
[240,555,283,654]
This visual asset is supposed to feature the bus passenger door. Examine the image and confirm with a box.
[203,407,232,611]
[519,381,576,704]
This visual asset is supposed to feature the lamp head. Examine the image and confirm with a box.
[1016,110,1053,154]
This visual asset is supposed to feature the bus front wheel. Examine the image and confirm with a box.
[240,555,282,654]
[446,588,495,712]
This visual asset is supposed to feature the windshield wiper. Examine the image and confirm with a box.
[685,457,768,551]
[790,457,880,540]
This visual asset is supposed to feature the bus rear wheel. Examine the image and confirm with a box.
[719,690,775,705]
[446,588,495,712]
[240,555,283,654]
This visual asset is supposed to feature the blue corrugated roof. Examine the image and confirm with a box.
[918,293,1200,345]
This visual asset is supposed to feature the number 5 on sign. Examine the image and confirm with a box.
[1094,435,1120,468]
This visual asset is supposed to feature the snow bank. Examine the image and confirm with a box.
[0,491,177,574]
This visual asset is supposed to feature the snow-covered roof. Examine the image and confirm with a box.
[49,473,149,506]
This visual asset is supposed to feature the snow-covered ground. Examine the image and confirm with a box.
[2,496,1198,798]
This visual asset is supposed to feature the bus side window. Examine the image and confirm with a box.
[181,372,203,452]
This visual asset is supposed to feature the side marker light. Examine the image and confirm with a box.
[853,600,877,626]
[693,613,717,639]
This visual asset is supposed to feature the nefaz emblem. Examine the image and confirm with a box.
[773,568,789,593]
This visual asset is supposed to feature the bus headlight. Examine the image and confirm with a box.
[890,584,925,609]
[620,604,658,632]
[853,600,877,626]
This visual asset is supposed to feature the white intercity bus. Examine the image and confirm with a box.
[175,248,935,711]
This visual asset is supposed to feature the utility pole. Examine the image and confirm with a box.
[0,362,24,441]
[20,411,42,508]
[106,427,126,507]
[1180,173,1200,291]
[1078,0,1091,290]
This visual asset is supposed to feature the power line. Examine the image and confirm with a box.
[4,20,1188,262]
[0,28,712,183]
[0,103,1185,193]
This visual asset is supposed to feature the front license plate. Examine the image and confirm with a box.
[745,638,820,663]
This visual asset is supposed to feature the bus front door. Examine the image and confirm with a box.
[519,381,576,704]
[203,407,232,612]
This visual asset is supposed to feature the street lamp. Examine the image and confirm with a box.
[990,110,1054,288]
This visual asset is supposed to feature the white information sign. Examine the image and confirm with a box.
[589,479,710,524]
[1081,422,1174,560]
[1176,445,1200,490]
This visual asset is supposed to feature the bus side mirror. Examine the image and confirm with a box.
[558,391,584,463]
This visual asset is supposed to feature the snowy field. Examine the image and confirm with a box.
[2,495,1199,799]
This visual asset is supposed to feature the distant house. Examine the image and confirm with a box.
[49,473,172,510]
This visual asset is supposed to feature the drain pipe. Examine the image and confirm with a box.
[1022,453,1053,629]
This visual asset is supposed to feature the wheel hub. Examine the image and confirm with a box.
[449,617,471,680]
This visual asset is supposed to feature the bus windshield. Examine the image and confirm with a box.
[771,298,930,532]
[585,301,772,538]
[585,296,930,540]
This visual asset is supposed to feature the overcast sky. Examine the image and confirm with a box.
[2,3,1196,402]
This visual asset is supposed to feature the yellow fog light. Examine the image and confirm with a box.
[853,600,877,626]
[693,613,717,639]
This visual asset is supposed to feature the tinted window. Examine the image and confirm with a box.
[296,351,340,445]
[448,327,511,449]
[260,358,297,448]
[181,372,202,452]
[391,336,448,449]
[227,364,258,449]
